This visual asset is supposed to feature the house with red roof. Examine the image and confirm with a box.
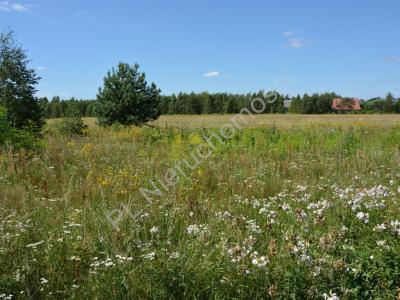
[332,98,362,112]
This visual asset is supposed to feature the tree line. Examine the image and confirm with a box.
[361,94,400,113]
[39,92,400,118]
[40,91,288,117]
[289,93,400,114]
[38,97,97,119]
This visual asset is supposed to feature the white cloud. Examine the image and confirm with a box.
[36,66,45,71]
[287,38,310,48]
[0,1,28,12]
[203,71,220,78]
[11,3,27,11]
[282,31,298,37]
[282,30,310,48]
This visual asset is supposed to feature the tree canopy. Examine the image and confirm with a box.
[96,63,161,126]
[0,30,43,130]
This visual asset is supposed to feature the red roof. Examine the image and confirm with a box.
[332,98,362,111]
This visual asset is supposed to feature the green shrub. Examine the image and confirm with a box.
[57,118,87,136]
[0,106,42,150]
[10,125,42,149]
[110,122,123,131]
[57,103,88,136]
[0,106,12,146]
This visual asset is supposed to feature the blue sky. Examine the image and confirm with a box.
[1,0,399,99]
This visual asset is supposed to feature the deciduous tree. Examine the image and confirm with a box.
[0,30,43,130]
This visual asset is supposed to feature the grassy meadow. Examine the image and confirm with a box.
[1,114,400,299]
[150,114,400,128]
[47,114,400,129]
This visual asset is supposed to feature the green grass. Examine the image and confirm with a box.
[1,118,400,299]
[48,113,400,129]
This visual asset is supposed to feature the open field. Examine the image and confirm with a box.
[151,114,400,128]
[48,114,400,129]
[1,115,400,299]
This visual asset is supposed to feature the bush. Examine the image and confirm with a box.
[0,106,12,145]
[57,118,87,136]
[57,103,87,136]
[0,106,42,150]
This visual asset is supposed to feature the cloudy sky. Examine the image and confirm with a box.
[1,0,399,99]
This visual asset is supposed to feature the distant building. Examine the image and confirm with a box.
[332,98,362,112]
[283,100,292,112]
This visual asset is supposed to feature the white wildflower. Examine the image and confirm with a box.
[376,240,390,250]
[356,212,369,223]
[144,251,156,260]
[26,241,45,249]
[251,256,269,268]
[169,252,180,259]
[259,207,268,214]
[373,223,387,232]
[187,224,200,236]
[246,219,261,234]
[376,240,385,246]
[323,291,340,300]
[69,256,81,261]
[149,226,159,234]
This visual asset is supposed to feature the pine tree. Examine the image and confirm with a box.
[289,95,302,113]
[395,97,400,113]
[225,98,239,114]
[0,30,43,130]
[384,92,394,113]
[96,63,161,126]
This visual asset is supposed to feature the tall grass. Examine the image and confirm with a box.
[1,120,400,299]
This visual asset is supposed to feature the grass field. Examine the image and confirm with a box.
[48,114,400,129]
[151,114,400,128]
[1,115,400,299]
